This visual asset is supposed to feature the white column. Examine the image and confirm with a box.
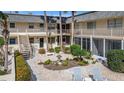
[121,39,124,50]
[103,38,106,57]
[90,35,93,53]
[81,37,83,50]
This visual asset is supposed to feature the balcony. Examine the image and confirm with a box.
[57,29,71,35]
[9,28,58,36]
[74,28,124,38]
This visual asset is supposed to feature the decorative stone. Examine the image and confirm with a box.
[58,62,62,65]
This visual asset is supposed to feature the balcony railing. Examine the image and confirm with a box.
[9,28,58,34]
[74,28,124,37]
[57,29,71,34]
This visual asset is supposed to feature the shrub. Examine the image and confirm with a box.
[0,70,7,75]
[78,61,88,66]
[55,47,61,53]
[44,59,52,65]
[62,60,68,66]
[48,48,54,52]
[0,37,4,47]
[84,51,91,59]
[107,50,124,73]
[39,48,46,54]
[107,49,124,63]
[63,47,70,54]
[14,50,22,57]
[15,54,31,81]
[70,44,89,59]
[108,61,124,73]
[70,44,81,56]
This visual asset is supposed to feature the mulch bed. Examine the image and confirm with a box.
[43,60,80,70]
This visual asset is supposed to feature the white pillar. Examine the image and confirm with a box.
[121,39,124,50]
[90,36,93,53]
[81,37,83,50]
[103,38,106,57]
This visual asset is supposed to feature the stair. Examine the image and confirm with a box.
[19,35,32,60]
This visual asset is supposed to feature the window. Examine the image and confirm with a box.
[10,23,15,28]
[29,23,34,29]
[29,38,34,43]
[107,18,122,28]
[9,38,16,44]
[39,23,44,28]
[87,22,96,29]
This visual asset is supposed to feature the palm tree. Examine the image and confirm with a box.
[44,11,48,51]
[59,11,63,51]
[71,11,75,45]
[0,11,9,71]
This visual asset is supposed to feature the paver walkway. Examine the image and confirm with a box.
[0,54,15,81]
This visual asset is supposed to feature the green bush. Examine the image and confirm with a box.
[44,59,52,65]
[62,60,68,66]
[108,62,124,73]
[0,70,7,75]
[15,53,31,81]
[0,37,4,47]
[78,61,88,66]
[63,47,70,54]
[55,47,61,53]
[70,44,90,59]
[84,50,91,59]
[48,48,54,52]
[107,50,124,73]
[39,48,46,54]
[107,50,124,63]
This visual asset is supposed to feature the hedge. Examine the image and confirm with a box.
[107,50,124,73]
[15,51,31,81]
[107,49,124,63]
[108,61,124,73]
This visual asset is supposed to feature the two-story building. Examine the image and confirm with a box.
[2,13,71,57]
[67,11,124,57]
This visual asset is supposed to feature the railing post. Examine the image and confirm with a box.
[103,38,106,57]
[90,35,93,53]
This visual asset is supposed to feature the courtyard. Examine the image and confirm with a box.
[27,53,124,81]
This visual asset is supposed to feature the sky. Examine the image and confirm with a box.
[3,11,87,17]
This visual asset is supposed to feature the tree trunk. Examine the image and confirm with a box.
[44,11,49,51]
[3,18,8,71]
[71,11,75,45]
[59,11,63,51]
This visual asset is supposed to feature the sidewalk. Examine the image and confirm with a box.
[0,54,15,81]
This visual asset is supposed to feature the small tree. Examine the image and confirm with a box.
[70,44,90,60]
[70,44,83,59]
